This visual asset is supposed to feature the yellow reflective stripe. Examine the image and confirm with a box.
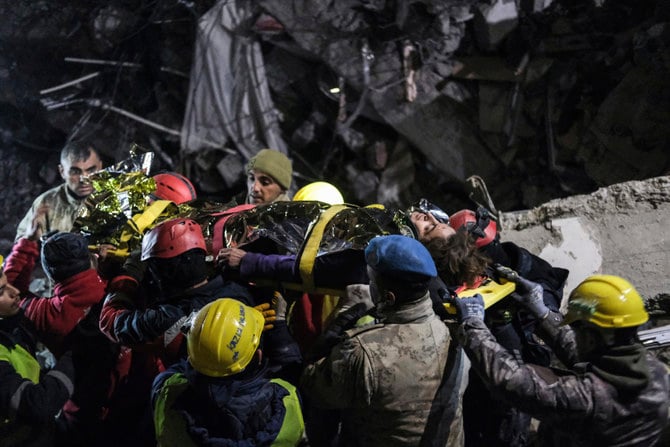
[298,205,349,292]
[270,378,305,446]
[133,200,173,233]
[119,200,173,244]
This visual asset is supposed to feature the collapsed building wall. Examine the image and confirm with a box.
[498,175,670,309]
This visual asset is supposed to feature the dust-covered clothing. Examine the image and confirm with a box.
[455,314,670,447]
[301,294,469,447]
[15,183,85,241]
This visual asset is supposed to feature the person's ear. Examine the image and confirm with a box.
[255,349,263,365]
[58,164,65,180]
[385,290,396,307]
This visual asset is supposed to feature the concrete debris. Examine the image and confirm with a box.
[473,0,519,51]
[1,0,670,248]
[377,140,415,206]
[499,175,670,306]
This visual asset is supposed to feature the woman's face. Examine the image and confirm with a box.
[0,273,20,318]
[410,211,456,244]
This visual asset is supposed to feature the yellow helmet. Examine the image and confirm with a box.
[187,298,264,377]
[293,181,344,205]
[563,275,648,328]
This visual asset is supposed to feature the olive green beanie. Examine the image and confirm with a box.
[246,149,293,190]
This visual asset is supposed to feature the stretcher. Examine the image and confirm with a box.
[443,278,516,314]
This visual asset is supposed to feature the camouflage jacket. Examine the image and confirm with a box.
[15,183,84,241]
[456,313,670,447]
[300,294,469,447]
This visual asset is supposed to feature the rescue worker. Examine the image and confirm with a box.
[150,171,198,204]
[428,208,567,446]
[246,148,293,204]
[15,141,104,241]
[448,268,670,446]
[100,218,253,363]
[0,254,76,446]
[286,180,346,352]
[289,181,346,446]
[151,298,305,446]
[100,218,256,446]
[300,235,469,447]
[4,231,106,354]
[4,231,116,446]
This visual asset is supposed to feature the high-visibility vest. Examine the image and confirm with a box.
[153,374,304,447]
[0,343,40,383]
[0,342,41,442]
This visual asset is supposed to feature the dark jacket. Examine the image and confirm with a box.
[151,359,304,446]
[4,238,108,357]
[456,313,670,447]
[100,275,253,364]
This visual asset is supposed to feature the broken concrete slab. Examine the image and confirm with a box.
[499,175,670,307]
[381,94,503,183]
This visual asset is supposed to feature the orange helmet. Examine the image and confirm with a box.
[450,208,497,248]
[141,218,206,261]
[152,172,197,204]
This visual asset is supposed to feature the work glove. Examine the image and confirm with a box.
[254,291,286,331]
[494,264,549,319]
[440,289,485,322]
[307,302,369,362]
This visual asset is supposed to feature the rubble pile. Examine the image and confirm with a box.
[1,0,670,253]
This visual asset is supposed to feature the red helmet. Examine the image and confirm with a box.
[152,172,197,204]
[141,218,206,261]
[450,208,497,248]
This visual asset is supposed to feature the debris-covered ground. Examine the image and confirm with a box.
[1,0,670,256]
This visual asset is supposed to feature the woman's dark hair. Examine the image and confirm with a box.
[424,229,491,287]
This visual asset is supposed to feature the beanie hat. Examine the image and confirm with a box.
[365,235,437,281]
[246,149,293,190]
[41,232,91,282]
